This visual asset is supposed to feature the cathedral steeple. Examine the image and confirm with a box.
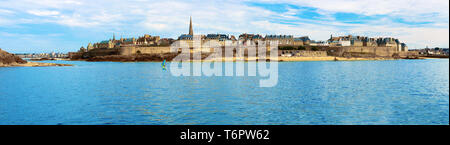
[189,16,193,35]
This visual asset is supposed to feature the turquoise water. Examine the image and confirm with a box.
[0,59,448,125]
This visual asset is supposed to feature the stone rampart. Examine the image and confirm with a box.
[279,50,327,57]
[325,46,399,57]
[119,46,171,55]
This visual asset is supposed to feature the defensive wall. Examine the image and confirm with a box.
[279,50,327,57]
[84,45,416,59]
[119,46,171,55]
[324,46,402,57]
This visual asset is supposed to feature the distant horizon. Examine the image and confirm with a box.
[5,34,450,54]
[1,0,449,53]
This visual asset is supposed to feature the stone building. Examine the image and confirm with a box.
[95,40,115,49]
[206,34,230,41]
[400,43,408,51]
[79,46,86,52]
[159,38,175,46]
[363,37,378,47]
[293,36,310,46]
[238,33,263,47]
[136,34,160,45]
[239,33,263,41]
[265,35,294,46]
[90,33,166,49]
[377,37,398,47]
[328,35,406,50]
[310,40,329,46]
[203,34,232,49]
[87,43,94,51]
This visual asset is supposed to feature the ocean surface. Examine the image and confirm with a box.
[0,59,448,125]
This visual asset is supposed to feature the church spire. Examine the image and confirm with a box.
[189,16,193,35]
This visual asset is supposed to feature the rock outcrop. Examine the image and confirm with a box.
[0,48,27,65]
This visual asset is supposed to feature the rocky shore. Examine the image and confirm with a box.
[29,58,57,61]
[85,53,211,62]
[1,49,72,67]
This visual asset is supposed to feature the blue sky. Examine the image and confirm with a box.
[0,0,448,53]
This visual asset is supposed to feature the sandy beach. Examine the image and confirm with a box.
[0,61,72,67]
[278,56,396,61]
[194,56,397,62]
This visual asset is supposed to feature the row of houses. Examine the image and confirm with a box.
[16,52,68,58]
[415,47,449,56]
[328,35,408,51]
[179,33,312,46]
[86,33,408,52]
[88,34,175,50]
[180,33,407,51]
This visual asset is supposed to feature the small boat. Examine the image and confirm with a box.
[162,59,166,70]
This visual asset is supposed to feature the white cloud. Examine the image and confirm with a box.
[0,9,14,14]
[27,10,60,16]
[265,0,449,17]
[144,23,168,30]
